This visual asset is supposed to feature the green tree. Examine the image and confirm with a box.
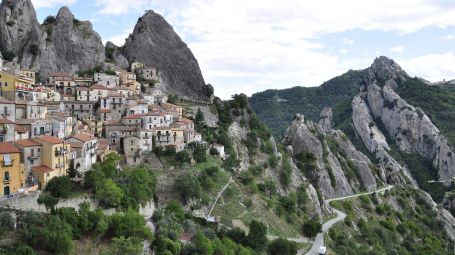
[246,220,268,252]
[175,150,191,166]
[37,192,59,212]
[175,173,201,203]
[0,212,14,236]
[155,236,181,255]
[108,210,153,241]
[302,218,322,238]
[45,176,74,198]
[111,236,143,255]
[267,238,297,255]
[165,200,185,223]
[193,144,208,163]
[96,179,124,208]
[124,167,156,206]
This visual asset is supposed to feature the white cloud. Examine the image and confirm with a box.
[390,45,404,54]
[102,0,455,98]
[105,26,135,46]
[95,0,153,15]
[343,38,355,45]
[32,0,76,8]
[399,52,455,82]
[441,34,455,41]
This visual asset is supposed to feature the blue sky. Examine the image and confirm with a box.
[33,0,455,99]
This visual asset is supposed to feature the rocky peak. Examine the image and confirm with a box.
[124,10,208,101]
[56,6,74,22]
[318,107,333,131]
[369,56,407,82]
[0,0,40,52]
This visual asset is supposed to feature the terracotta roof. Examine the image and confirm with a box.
[32,165,55,173]
[123,114,142,119]
[99,109,111,113]
[15,119,34,125]
[14,139,41,147]
[176,118,193,124]
[15,125,29,133]
[68,142,83,148]
[0,118,14,124]
[0,98,13,104]
[0,142,20,154]
[49,72,73,78]
[97,139,109,150]
[70,134,96,142]
[34,135,63,144]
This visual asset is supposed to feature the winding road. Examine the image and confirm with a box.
[305,185,394,255]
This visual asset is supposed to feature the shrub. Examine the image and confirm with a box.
[96,179,124,208]
[302,218,322,238]
[267,238,297,255]
[45,176,74,198]
[43,15,56,25]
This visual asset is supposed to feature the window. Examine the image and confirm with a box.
[3,154,12,166]
[4,171,9,181]
[112,138,116,144]
[4,82,7,87]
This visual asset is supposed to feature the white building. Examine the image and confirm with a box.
[94,73,119,88]
[68,134,98,174]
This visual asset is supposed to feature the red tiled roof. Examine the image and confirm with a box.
[49,72,73,78]
[32,165,55,173]
[99,109,111,113]
[14,139,41,147]
[70,134,96,142]
[68,142,83,149]
[0,98,13,104]
[0,118,14,124]
[123,114,142,119]
[0,142,20,154]
[34,135,63,145]
[15,125,29,133]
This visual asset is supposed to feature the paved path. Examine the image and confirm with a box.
[207,177,233,217]
[305,185,393,255]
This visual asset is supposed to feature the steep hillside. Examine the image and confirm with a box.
[249,69,366,137]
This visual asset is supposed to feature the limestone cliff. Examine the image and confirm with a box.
[0,0,105,78]
[282,113,383,198]
[123,11,208,101]
[352,56,455,184]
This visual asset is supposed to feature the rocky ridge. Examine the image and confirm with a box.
[282,112,384,199]
[352,56,455,184]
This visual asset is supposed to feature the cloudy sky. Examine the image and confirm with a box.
[33,0,455,99]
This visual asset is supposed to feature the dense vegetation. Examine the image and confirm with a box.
[249,70,366,138]
[396,78,455,148]
[327,188,452,254]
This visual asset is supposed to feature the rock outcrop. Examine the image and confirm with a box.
[123,11,208,101]
[0,1,105,79]
[282,113,381,198]
[352,56,455,184]
[105,41,129,69]
[318,107,333,131]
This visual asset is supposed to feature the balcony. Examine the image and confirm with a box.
[28,154,40,160]
[54,148,68,157]
[55,163,65,169]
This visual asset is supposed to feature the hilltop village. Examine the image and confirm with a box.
[0,54,221,197]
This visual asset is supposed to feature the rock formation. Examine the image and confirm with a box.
[123,11,208,101]
[352,56,455,184]
[282,113,382,198]
[0,0,105,78]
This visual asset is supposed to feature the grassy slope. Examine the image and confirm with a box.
[327,187,452,255]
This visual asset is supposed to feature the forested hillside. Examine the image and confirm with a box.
[249,70,366,138]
